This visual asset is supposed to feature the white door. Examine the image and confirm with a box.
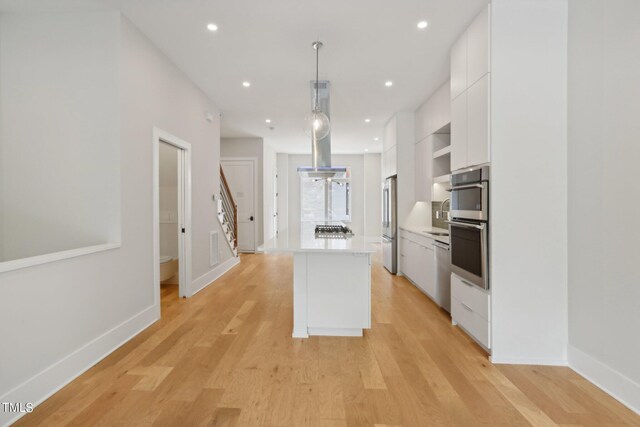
[221,159,256,252]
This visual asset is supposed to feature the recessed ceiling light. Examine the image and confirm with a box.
[364,148,369,152]
[417,21,428,29]
[385,81,393,87]
[364,118,371,123]
[374,137,379,141]
[207,23,218,32]
[265,119,271,123]
[242,81,251,87]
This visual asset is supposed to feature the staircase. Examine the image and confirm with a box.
[219,166,239,257]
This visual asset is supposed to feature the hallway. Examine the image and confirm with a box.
[15,252,639,426]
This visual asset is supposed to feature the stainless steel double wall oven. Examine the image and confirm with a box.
[449,166,490,290]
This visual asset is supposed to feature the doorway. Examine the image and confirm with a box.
[153,128,192,304]
[220,158,257,253]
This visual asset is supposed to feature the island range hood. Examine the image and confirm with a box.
[297,80,347,179]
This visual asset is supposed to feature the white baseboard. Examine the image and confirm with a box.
[0,305,158,427]
[190,256,240,296]
[307,327,363,337]
[568,345,640,415]
[490,356,568,366]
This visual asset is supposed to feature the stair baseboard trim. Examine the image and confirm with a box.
[0,305,158,427]
[568,345,640,415]
[191,256,240,296]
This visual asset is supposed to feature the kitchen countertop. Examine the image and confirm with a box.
[259,222,376,254]
[400,225,450,245]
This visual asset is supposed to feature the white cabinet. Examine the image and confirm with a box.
[305,252,371,333]
[451,273,491,349]
[382,145,397,178]
[450,32,467,101]
[383,115,397,152]
[416,243,436,297]
[399,230,437,301]
[466,6,490,88]
[467,74,490,167]
[415,81,451,141]
[382,116,399,178]
[399,237,408,275]
[450,92,468,171]
[414,137,433,202]
[450,4,491,171]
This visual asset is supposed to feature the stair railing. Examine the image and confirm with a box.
[219,166,238,249]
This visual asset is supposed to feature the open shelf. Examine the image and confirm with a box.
[433,146,451,159]
[433,174,451,184]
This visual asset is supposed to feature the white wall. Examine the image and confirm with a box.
[0,14,230,425]
[364,153,382,238]
[567,0,640,412]
[490,0,568,364]
[276,153,289,234]
[0,11,120,262]
[159,142,178,259]
[221,137,264,246]
[263,141,277,242]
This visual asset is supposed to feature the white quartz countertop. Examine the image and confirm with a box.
[400,225,450,245]
[259,222,377,254]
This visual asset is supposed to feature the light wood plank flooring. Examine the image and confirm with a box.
[15,250,639,426]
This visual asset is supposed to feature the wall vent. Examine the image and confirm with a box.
[210,231,219,266]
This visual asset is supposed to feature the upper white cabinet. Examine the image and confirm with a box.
[450,33,467,101]
[450,5,491,171]
[467,74,490,167]
[416,82,451,141]
[383,115,397,153]
[466,6,490,88]
[382,116,398,178]
[450,92,468,171]
[414,136,432,202]
[383,145,397,178]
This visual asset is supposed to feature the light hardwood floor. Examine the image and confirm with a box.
[15,251,639,426]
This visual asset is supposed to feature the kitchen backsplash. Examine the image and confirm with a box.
[432,201,449,230]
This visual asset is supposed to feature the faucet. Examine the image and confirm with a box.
[437,198,450,220]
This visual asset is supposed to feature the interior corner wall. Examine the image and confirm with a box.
[0,14,227,424]
[489,0,569,364]
[567,0,640,412]
[220,137,265,246]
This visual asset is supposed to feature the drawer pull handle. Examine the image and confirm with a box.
[461,303,473,312]
[460,278,474,287]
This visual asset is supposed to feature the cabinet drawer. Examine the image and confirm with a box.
[452,297,491,349]
[399,229,435,248]
[451,274,490,321]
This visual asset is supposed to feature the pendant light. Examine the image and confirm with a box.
[304,41,331,141]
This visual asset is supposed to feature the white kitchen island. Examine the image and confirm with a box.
[259,223,375,338]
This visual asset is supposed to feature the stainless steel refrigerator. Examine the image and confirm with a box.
[382,176,397,274]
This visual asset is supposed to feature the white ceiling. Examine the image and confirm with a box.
[5,0,488,154]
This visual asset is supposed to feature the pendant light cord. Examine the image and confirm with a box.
[315,42,320,111]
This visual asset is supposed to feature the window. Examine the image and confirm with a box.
[301,173,351,222]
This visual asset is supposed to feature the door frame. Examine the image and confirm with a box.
[153,128,192,305]
[220,157,258,253]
